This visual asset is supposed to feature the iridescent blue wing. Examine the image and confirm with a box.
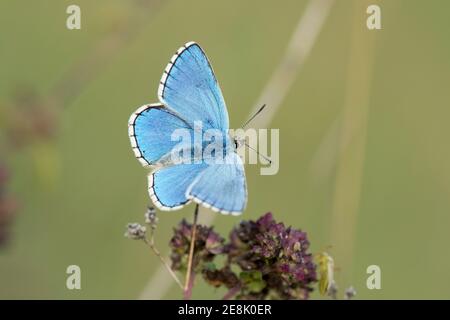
[186,153,247,215]
[128,103,192,167]
[129,103,209,210]
[149,163,208,210]
[158,42,229,131]
[129,43,247,213]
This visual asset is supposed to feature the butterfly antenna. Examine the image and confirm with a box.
[241,104,267,129]
[244,142,272,164]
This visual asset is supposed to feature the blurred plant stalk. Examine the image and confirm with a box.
[329,0,377,286]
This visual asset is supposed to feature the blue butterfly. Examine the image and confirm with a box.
[128,42,247,215]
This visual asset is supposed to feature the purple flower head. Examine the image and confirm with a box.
[169,219,225,271]
[169,212,317,300]
[226,212,317,299]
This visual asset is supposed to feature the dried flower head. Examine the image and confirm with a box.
[226,212,316,299]
[169,212,317,300]
[169,219,224,272]
[144,206,158,229]
[328,280,338,299]
[202,265,240,289]
[344,286,356,300]
[124,223,146,240]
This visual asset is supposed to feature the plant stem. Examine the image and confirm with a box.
[183,272,196,300]
[184,204,199,299]
[143,236,183,290]
[222,285,241,300]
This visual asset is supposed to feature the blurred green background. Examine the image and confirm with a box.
[1,0,450,299]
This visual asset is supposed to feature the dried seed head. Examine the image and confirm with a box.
[124,223,146,240]
[344,286,356,300]
[144,206,158,228]
[327,280,338,299]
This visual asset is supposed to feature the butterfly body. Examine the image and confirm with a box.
[128,42,247,215]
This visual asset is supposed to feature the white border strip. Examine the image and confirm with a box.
[157,41,197,102]
[127,103,164,168]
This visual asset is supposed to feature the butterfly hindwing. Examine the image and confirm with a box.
[158,42,229,131]
[149,163,208,210]
[186,153,247,215]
